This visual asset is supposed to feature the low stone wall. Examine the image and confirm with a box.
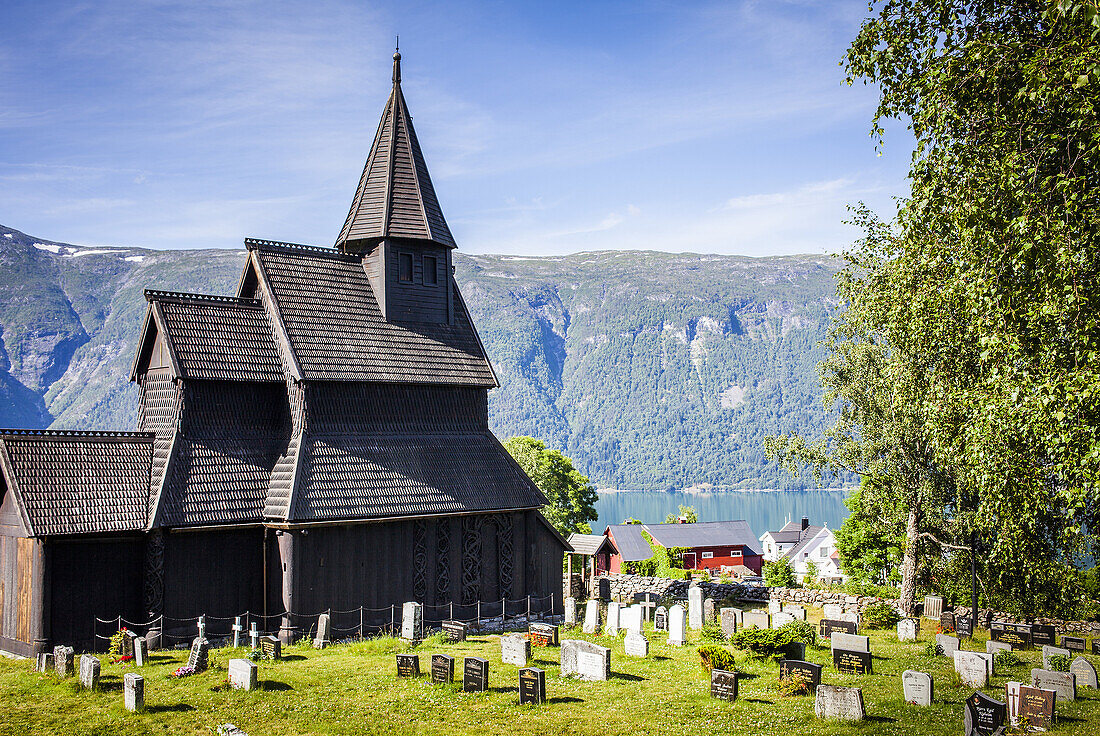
[594,574,768,603]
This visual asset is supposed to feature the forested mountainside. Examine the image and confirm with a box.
[0,224,850,490]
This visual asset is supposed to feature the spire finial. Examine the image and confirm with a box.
[393,38,401,86]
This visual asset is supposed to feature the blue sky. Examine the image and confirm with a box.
[0,0,912,256]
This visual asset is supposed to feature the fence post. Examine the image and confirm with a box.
[390,604,395,636]
[476,601,481,631]
[502,598,506,630]
[359,606,364,639]
[117,614,123,634]
[527,595,531,622]
[450,602,453,621]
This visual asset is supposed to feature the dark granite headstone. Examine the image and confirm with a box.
[260,635,281,660]
[1062,636,1086,652]
[442,620,468,643]
[431,654,454,684]
[1017,685,1055,730]
[833,648,872,675]
[518,667,546,704]
[710,668,738,701]
[463,657,489,692]
[529,623,559,647]
[396,653,420,678]
[956,615,974,638]
[780,659,822,690]
[964,691,1006,736]
[992,622,1032,648]
[940,611,957,633]
[1031,625,1056,647]
[1092,639,1100,656]
[820,619,858,637]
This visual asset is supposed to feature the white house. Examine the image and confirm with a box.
[759,517,845,584]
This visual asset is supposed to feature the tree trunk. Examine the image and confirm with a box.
[898,498,921,616]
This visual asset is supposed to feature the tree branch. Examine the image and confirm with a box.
[918,532,971,552]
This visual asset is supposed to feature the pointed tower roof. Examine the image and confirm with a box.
[336,51,457,250]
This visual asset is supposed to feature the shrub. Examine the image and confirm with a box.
[923,641,943,657]
[763,559,795,588]
[778,670,810,697]
[779,620,817,648]
[993,649,1022,668]
[699,622,727,643]
[728,626,798,659]
[1049,653,1070,672]
[863,601,901,629]
[719,572,733,584]
[697,645,737,672]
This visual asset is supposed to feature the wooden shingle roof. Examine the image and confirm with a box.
[246,240,496,385]
[336,51,456,250]
[0,430,152,536]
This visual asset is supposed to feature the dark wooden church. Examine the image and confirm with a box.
[0,52,569,656]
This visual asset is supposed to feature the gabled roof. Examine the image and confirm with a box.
[336,52,455,250]
[244,240,496,385]
[645,521,762,555]
[605,524,654,562]
[783,525,828,561]
[0,430,152,536]
[131,290,283,382]
[567,533,614,556]
[764,520,805,544]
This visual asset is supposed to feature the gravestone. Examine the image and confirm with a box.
[188,638,209,672]
[463,657,489,692]
[529,623,559,647]
[719,608,739,638]
[833,648,873,675]
[814,684,865,721]
[702,598,716,625]
[923,595,944,619]
[654,606,668,632]
[79,654,101,690]
[941,610,957,633]
[688,587,704,630]
[956,615,974,638]
[228,659,258,691]
[1093,639,1100,656]
[123,673,144,713]
[986,640,1012,655]
[964,691,1006,736]
[1070,656,1098,689]
[605,601,621,636]
[620,605,643,636]
[624,631,649,657]
[668,604,687,646]
[822,603,843,620]
[442,620,469,643]
[821,619,858,638]
[35,652,53,673]
[768,600,782,615]
[1031,669,1075,701]
[956,651,990,688]
[249,623,260,650]
[582,600,600,634]
[217,726,248,736]
[1005,681,1022,727]
[936,633,960,655]
[260,635,281,660]
[710,668,738,701]
[780,659,822,690]
[563,597,577,626]
[313,613,331,649]
[53,646,74,677]
[784,641,807,662]
[897,618,919,642]
[145,627,161,651]
[902,669,934,706]
[519,667,546,704]
[992,622,1032,648]
[742,610,770,630]
[771,612,795,628]
[232,617,244,648]
[1041,645,1071,670]
[123,673,144,712]
[838,611,860,624]
[1032,625,1057,647]
[831,632,870,654]
[121,629,138,657]
[639,600,657,622]
[197,615,206,640]
[560,639,611,681]
[1062,636,1086,652]
[134,636,148,667]
[431,654,454,684]
[400,602,422,642]
[501,634,531,666]
[1014,684,1056,730]
[782,604,806,621]
[396,653,421,678]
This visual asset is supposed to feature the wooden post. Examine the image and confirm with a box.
[390,604,395,636]
[527,595,531,622]
[359,607,364,638]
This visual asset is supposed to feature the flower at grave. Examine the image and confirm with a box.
[170,665,196,678]
[117,655,134,664]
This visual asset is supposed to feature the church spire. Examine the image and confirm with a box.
[336,49,456,251]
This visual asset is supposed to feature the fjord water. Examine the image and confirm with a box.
[592,489,851,537]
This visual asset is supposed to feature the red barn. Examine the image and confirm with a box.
[604,521,763,575]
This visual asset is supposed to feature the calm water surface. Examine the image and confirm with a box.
[591,489,851,538]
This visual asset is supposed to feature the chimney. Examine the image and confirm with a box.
[801,517,809,531]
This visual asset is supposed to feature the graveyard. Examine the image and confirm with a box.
[4,602,1100,735]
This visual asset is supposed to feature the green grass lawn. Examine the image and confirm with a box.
[2,607,1098,735]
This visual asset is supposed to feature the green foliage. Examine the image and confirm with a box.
[923,641,943,657]
[803,560,818,584]
[762,558,795,588]
[627,531,690,579]
[863,601,901,630]
[1049,654,1071,673]
[728,624,800,659]
[833,484,903,587]
[699,622,727,643]
[696,645,737,673]
[993,649,1022,669]
[778,670,811,697]
[664,505,698,523]
[779,619,817,648]
[503,436,598,536]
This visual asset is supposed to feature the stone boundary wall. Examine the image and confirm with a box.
[594,574,768,603]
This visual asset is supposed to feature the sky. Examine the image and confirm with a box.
[0,0,914,256]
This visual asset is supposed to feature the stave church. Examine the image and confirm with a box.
[0,52,569,656]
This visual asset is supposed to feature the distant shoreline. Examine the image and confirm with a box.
[596,487,852,495]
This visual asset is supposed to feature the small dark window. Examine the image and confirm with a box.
[423,255,438,285]
[399,252,413,282]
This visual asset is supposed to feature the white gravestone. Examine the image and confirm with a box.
[582,600,601,634]
[831,632,870,654]
[564,597,577,626]
[822,604,843,620]
[123,673,144,712]
[79,654,100,690]
[1070,656,1098,689]
[560,640,611,681]
[54,646,74,677]
[232,617,244,648]
[1031,669,1076,701]
[249,622,260,650]
[742,610,770,630]
[605,602,621,636]
[1042,645,1071,670]
[668,604,687,646]
[897,619,918,642]
[986,640,1012,655]
[401,602,422,641]
[228,659,258,691]
[501,634,531,666]
[313,613,331,649]
[935,633,959,655]
[134,636,148,667]
[720,608,738,638]
[768,600,782,615]
[688,587,704,630]
[624,632,649,658]
[955,651,989,688]
[621,605,644,636]
[771,612,795,628]
[902,670,933,706]
[782,604,806,621]
[35,653,53,673]
[814,684,865,721]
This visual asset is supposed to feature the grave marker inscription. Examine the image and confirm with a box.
[442,620,469,643]
[814,684,866,721]
[902,670,933,706]
[1017,685,1056,730]
[1063,636,1086,652]
[964,691,1006,736]
[228,659,258,691]
[780,659,822,690]
[1031,625,1056,647]
[1070,656,1098,689]
[123,672,144,712]
[832,648,872,675]
[519,667,546,704]
[396,653,420,677]
[821,619,858,638]
[710,668,738,701]
[431,654,455,684]
[1031,669,1076,701]
[463,657,489,692]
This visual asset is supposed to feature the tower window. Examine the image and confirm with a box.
[423,255,438,285]
[399,252,413,282]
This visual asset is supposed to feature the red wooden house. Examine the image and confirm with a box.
[604,521,764,575]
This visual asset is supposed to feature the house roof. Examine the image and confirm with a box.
[567,533,613,556]
[645,521,762,555]
[783,526,827,561]
[605,524,655,562]
[766,519,805,544]
[0,430,152,536]
[245,241,496,386]
[335,52,456,250]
